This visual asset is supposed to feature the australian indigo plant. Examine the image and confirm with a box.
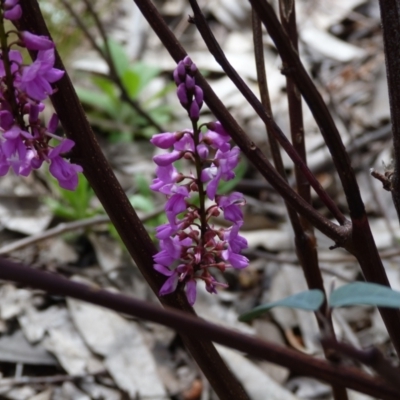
[151,57,249,305]
[0,0,82,190]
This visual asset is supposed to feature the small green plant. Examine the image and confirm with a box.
[239,282,400,322]
[75,39,174,142]
[45,172,101,220]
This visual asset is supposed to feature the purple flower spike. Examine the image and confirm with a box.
[21,32,54,50]
[151,58,248,305]
[0,5,82,191]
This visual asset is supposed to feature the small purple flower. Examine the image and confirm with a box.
[185,75,195,90]
[2,126,32,175]
[156,235,191,266]
[153,150,182,167]
[174,132,195,152]
[4,3,22,20]
[19,49,64,101]
[173,61,186,85]
[189,101,200,121]
[48,139,83,190]
[0,50,22,77]
[157,270,179,296]
[21,32,54,51]
[150,164,181,194]
[204,128,230,152]
[217,192,245,224]
[151,132,179,149]
[156,222,181,240]
[165,186,190,223]
[202,147,240,200]
[222,249,249,269]
[197,144,209,159]
[204,275,228,294]
[224,224,248,253]
[177,83,188,106]
[194,86,203,108]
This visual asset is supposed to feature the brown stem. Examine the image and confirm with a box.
[251,9,326,308]
[254,7,345,398]
[0,257,398,400]
[188,0,346,226]
[321,338,400,392]
[378,1,400,224]
[249,0,400,358]
[16,2,249,398]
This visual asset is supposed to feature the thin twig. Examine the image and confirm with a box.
[378,1,400,225]
[321,338,400,392]
[0,257,398,400]
[251,6,329,323]
[59,0,164,133]
[0,207,164,256]
[0,371,107,387]
[249,0,400,358]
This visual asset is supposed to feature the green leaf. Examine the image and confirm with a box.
[102,39,130,77]
[129,194,154,212]
[238,289,324,322]
[121,69,141,99]
[329,282,400,308]
[91,76,116,99]
[75,86,116,116]
[135,175,152,197]
[130,62,160,94]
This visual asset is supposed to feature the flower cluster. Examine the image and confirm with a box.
[151,56,249,305]
[0,1,82,190]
